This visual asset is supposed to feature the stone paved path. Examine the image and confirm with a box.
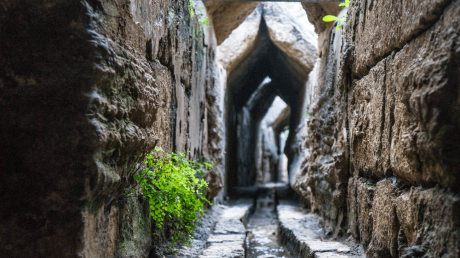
[199,203,252,258]
[171,201,366,258]
[277,203,365,258]
[245,202,291,258]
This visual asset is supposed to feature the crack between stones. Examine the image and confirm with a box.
[379,58,387,176]
[353,0,454,81]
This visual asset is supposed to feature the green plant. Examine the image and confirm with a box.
[199,17,209,26]
[323,0,350,30]
[188,0,195,18]
[133,147,212,247]
[188,0,209,26]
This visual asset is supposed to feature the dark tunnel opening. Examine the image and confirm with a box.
[225,15,309,199]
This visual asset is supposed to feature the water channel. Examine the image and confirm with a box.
[245,197,292,258]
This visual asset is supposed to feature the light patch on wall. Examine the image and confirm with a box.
[279,2,317,41]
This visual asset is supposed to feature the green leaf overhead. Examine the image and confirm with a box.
[323,15,340,22]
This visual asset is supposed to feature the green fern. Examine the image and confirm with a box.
[133,146,212,247]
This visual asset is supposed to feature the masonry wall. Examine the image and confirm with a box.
[0,0,223,257]
[294,0,460,257]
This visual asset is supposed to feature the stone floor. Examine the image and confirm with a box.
[199,202,252,258]
[168,200,366,258]
[277,203,365,258]
[245,201,292,258]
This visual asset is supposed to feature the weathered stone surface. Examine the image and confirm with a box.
[292,19,347,232]
[368,179,399,258]
[204,1,260,45]
[207,234,245,244]
[213,219,246,235]
[394,187,460,257]
[348,0,460,188]
[199,204,250,258]
[264,3,318,76]
[213,205,249,235]
[0,0,224,256]
[315,252,350,258]
[204,170,223,206]
[82,205,119,258]
[304,240,351,253]
[349,0,453,78]
[301,2,341,58]
[200,241,245,258]
[347,177,374,249]
[387,0,460,188]
[349,61,390,179]
[218,3,317,79]
[277,204,363,258]
[217,5,262,74]
[296,0,460,257]
[348,176,460,258]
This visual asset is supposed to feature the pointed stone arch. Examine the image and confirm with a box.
[217,3,318,196]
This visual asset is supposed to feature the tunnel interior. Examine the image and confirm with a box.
[224,8,311,198]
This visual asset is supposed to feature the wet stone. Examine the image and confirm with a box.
[246,201,292,258]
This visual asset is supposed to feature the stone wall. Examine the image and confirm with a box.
[294,0,460,257]
[0,0,224,257]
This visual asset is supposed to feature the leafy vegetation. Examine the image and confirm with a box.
[188,0,195,18]
[133,146,212,247]
[199,16,209,26]
[322,0,350,30]
[188,0,209,26]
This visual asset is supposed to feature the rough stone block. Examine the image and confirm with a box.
[315,252,350,258]
[303,240,351,253]
[213,219,246,235]
[350,0,453,77]
[349,61,390,179]
[200,204,250,257]
[206,234,245,244]
[348,0,460,189]
[347,177,359,241]
[277,204,363,258]
[347,177,375,249]
[200,241,245,257]
[369,179,399,257]
[0,0,225,256]
[395,187,460,257]
[205,1,260,45]
[386,0,460,189]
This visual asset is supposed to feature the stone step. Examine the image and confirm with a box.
[277,204,365,258]
[234,182,290,198]
[199,204,252,258]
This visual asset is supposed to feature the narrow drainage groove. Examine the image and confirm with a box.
[244,196,292,258]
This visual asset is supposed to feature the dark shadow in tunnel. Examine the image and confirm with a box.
[225,11,311,199]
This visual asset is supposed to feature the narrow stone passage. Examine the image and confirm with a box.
[246,197,291,258]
